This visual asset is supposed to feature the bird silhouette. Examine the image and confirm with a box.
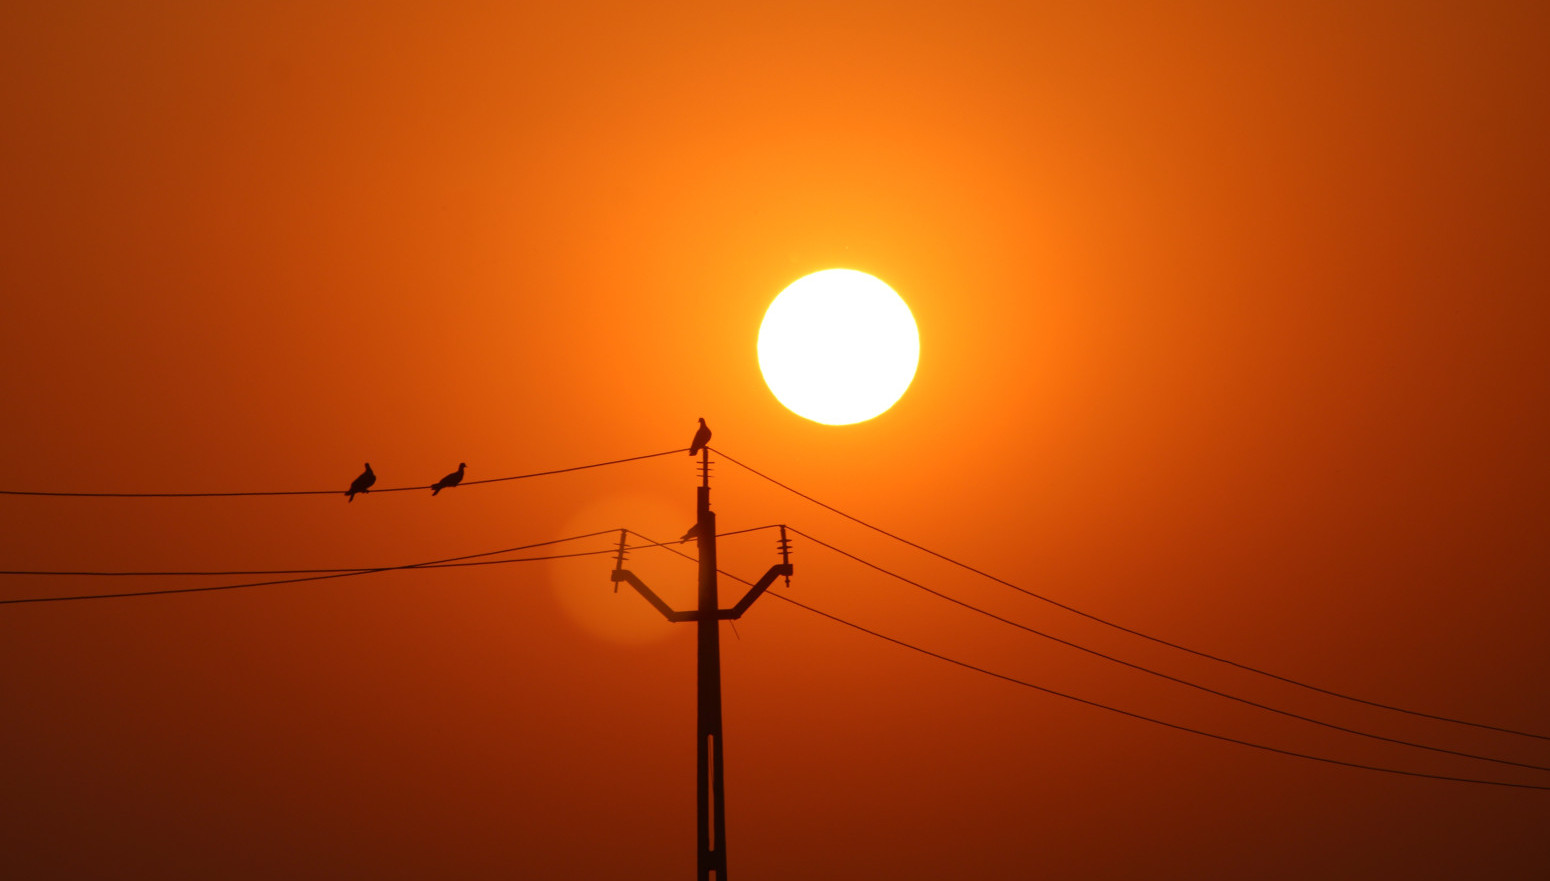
[346,463,375,502]
[680,521,704,543]
[432,462,466,496]
[689,417,711,456]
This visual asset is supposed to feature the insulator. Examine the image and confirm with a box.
[778,525,793,588]
[611,529,629,592]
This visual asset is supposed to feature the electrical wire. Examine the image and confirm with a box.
[788,526,1550,775]
[16,514,1539,789]
[0,549,623,579]
[620,529,1550,789]
[0,527,782,593]
[0,530,626,605]
[0,532,621,577]
[0,449,686,498]
[711,524,783,540]
[714,448,1550,743]
[766,591,1550,791]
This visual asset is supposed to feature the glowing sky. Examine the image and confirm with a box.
[2,2,1548,879]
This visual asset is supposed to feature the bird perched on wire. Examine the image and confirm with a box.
[689,417,711,456]
[346,463,375,502]
[431,462,466,496]
[680,521,704,544]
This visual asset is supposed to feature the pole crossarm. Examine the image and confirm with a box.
[609,564,793,623]
[610,568,695,622]
[721,564,792,619]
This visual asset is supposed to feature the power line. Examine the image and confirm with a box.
[0,531,626,605]
[0,549,612,579]
[539,530,1550,791]
[621,530,1550,789]
[763,590,1550,792]
[788,526,1550,775]
[0,528,785,603]
[16,513,1536,791]
[0,532,610,577]
[0,449,686,498]
[715,448,1550,743]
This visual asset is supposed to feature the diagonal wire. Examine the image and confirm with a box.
[789,526,1550,775]
[714,448,1550,743]
[620,528,1550,790]
[766,590,1550,791]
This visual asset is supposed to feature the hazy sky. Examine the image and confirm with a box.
[3,2,1548,878]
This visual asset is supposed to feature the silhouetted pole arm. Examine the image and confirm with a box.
[721,563,794,620]
[606,565,791,623]
[609,569,695,623]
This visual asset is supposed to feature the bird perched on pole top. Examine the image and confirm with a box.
[346,463,375,502]
[689,418,711,456]
[432,462,466,496]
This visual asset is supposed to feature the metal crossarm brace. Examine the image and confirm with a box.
[609,563,793,623]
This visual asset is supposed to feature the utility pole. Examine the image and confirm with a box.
[610,448,794,881]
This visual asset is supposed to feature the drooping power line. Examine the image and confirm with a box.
[766,589,1550,791]
[0,449,687,498]
[621,530,1550,791]
[714,448,1550,743]
[787,526,1550,775]
[0,531,626,605]
[0,528,783,603]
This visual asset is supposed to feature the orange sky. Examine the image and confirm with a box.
[3,2,1548,878]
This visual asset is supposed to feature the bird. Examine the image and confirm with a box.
[431,462,466,496]
[346,463,375,502]
[689,417,711,456]
[680,521,704,544]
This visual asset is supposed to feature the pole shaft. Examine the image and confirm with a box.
[696,461,728,879]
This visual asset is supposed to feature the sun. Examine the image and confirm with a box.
[758,269,920,425]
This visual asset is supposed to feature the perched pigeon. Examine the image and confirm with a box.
[689,417,711,456]
[346,463,375,502]
[680,521,704,544]
[432,462,466,496]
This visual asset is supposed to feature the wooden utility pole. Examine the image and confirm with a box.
[610,448,793,880]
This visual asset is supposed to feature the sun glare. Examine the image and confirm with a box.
[758,269,920,425]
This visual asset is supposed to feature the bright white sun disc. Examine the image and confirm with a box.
[758,269,920,425]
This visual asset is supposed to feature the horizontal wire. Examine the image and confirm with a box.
[0,532,620,577]
[714,448,1550,743]
[0,530,625,605]
[788,526,1550,775]
[0,527,782,587]
[0,449,686,498]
